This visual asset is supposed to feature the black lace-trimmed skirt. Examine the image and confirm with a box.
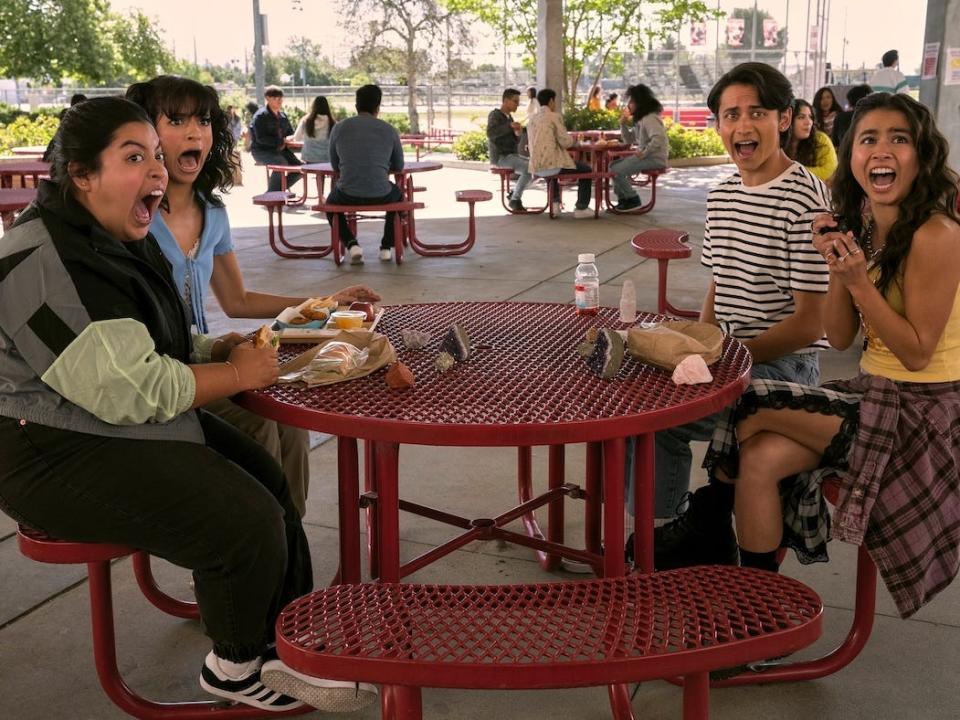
[704,378,864,563]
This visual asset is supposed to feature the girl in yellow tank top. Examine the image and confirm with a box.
[691,93,960,618]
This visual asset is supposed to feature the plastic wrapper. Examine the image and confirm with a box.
[308,341,369,376]
[277,331,396,387]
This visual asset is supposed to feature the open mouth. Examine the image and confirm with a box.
[177,149,202,173]
[734,141,758,159]
[869,167,896,190]
[133,189,164,225]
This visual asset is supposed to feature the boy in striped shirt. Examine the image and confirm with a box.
[642,63,831,570]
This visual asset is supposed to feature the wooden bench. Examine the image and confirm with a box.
[488,166,548,215]
[313,199,424,265]
[604,164,668,216]
[253,191,335,260]
[274,567,823,719]
[16,526,310,718]
[630,229,700,318]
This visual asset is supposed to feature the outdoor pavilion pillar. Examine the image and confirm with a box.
[536,0,565,110]
[920,0,960,170]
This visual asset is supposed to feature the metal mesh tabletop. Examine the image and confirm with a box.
[242,302,751,445]
[275,566,822,688]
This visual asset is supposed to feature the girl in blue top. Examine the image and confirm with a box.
[127,76,379,517]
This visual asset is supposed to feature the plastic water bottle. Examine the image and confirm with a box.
[574,253,600,316]
[619,279,636,323]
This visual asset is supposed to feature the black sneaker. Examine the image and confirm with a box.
[615,196,642,211]
[651,489,739,570]
[199,651,304,712]
[508,197,526,212]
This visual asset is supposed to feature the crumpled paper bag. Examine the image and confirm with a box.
[626,320,723,371]
[277,330,396,386]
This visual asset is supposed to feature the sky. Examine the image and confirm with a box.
[110,0,930,76]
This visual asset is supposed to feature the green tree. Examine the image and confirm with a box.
[108,10,174,82]
[0,0,115,82]
[338,0,471,133]
[448,0,720,104]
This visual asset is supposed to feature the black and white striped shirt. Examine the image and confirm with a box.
[702,162,831,351]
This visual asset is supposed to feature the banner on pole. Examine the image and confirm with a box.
[690,21,707,47]
[922,42,940,79]
[762,18,779,48]
[726,18,744,48]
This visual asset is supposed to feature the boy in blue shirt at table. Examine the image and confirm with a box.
[326,84,405,265]
[626,63,830,570]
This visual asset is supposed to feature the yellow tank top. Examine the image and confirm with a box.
[860,268,960,382]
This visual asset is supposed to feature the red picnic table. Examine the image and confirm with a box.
[238,301,752,583]
[0,187,37,229]
[237,301,755,717]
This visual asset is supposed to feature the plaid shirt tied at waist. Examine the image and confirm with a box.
[708,372,960,619]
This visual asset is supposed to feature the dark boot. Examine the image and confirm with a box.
[651,484,738,570]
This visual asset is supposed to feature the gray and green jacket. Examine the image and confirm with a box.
[0,181,215,443]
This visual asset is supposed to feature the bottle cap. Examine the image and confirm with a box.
[578,253,595,263]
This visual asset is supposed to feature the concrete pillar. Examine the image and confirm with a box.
[920,0,960,170]
[536,0,564,109]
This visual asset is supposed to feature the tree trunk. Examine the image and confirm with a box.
[406,36,420,134]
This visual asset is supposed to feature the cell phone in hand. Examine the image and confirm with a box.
[817,213,850,235]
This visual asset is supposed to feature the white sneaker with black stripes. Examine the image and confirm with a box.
[261,657,378,713]
[199,651,304,712]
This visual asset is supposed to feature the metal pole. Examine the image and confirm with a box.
[674,27,680,123]
[813,0,821,91]
[840,6,847,82]
[750,0,758,62]
[502,0,508,87]
[802,0,811,100]
[822,0,831,84]
[253,0,265,104]
[715,0,720,80]
[783,0,790,75]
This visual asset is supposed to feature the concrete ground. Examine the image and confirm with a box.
[2,155,958,720]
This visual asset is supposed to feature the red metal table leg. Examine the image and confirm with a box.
[632,433,655,574]
[517,446,565,571]
[682,672,709,720]
[546,445,565,571]
[584,442,603,556]
[364,440,380,580]
[338,437,362,584]
[382,685,422,720]
[607,683,638,720]
[374,441,402,584]
[602,437,626,579]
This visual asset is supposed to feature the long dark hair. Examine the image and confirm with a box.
[304,96,335,137]
[625,84,663,123]
[782,99,817,167]
[50,97,154,205]
[126,75,235,208]
[812,86,841,131]
[832,92,960,297]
